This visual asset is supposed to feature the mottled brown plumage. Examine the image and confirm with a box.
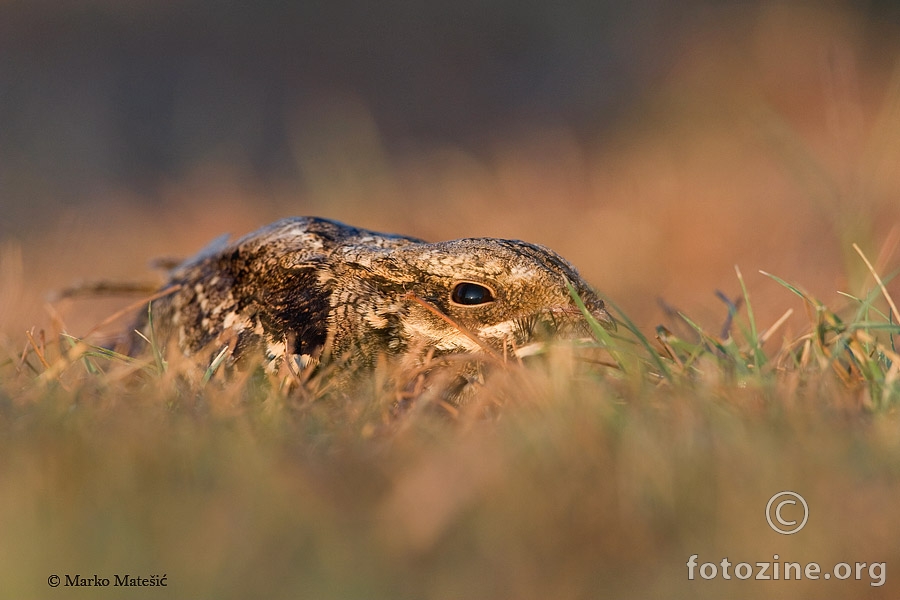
[130,217,614,392]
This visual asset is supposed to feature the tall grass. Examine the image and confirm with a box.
[2,248,900,600]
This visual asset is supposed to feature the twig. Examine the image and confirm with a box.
[52,280,161,300]
[24,329,50,370]
[759,308,794,345]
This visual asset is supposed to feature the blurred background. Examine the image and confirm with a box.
[2,0,900,341]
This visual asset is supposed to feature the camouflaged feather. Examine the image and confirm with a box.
[130,217,614,381]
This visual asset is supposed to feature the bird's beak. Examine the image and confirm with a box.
[592,306,617,332]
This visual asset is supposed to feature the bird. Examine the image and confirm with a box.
[129,217,615,399]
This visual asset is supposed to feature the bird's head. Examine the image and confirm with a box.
[337,238,615,357]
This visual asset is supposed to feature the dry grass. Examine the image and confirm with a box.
[4,5,900,599]
[2,249,899,599]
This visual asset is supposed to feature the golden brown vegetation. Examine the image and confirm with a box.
[2,239,899,599]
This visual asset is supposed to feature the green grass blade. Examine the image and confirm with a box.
[736,265,765,371]
[566,281,628,374]
[203,345,230,385]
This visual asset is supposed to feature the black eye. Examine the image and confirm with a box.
[451,282,495,306]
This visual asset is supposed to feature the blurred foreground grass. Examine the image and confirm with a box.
[2,255,899,600]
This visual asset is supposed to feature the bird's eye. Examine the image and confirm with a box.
[451,282,495,306]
